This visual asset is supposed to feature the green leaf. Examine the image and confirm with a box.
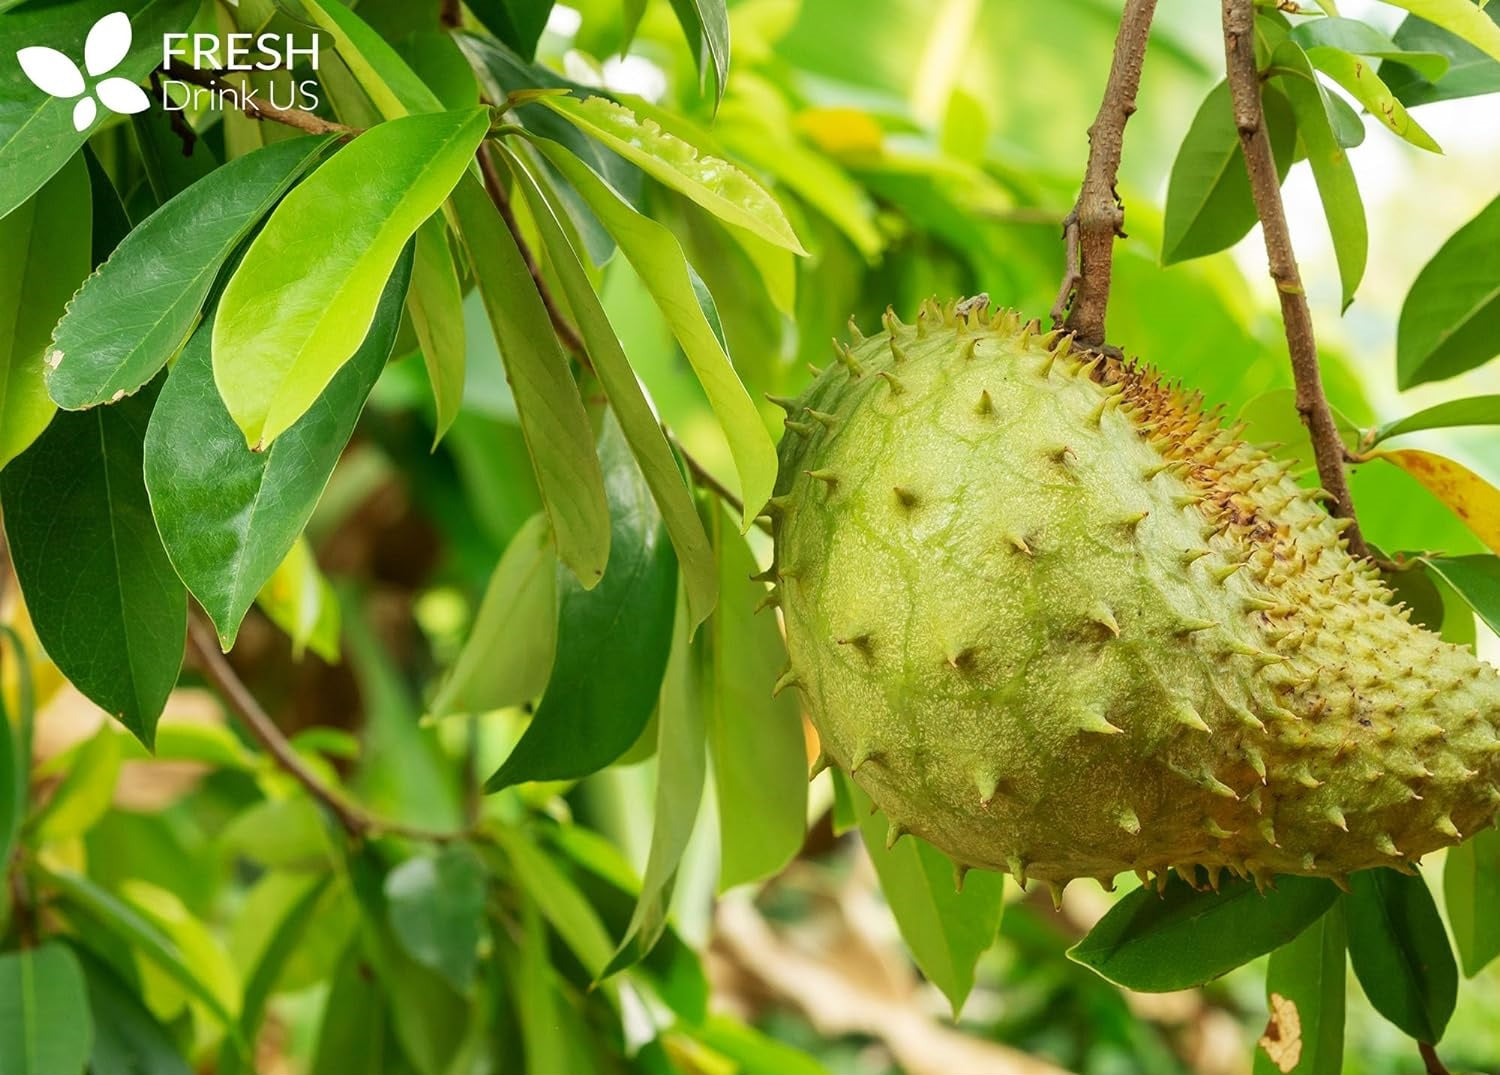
[447,170,612,584]
[130,105,218,206]
[1423,555,1500,636]
[386,846,488,992]
[295,0,445,118]
[33,726,122,845]
[1253,904,1346,1075]
[1068,872,1340,992]
[214,108,488,448]
[0,0,198,221]
[1373,395,1500,443]
[603,598,705,976]
[533,138,778,525]
[255,537,341,663]
[700,503,807,890]
[233,875,332,1053]
[666,0,731,106]
[850,783,1004,1016]
[310,942,390,1075]
[1163,81,1297,264]
[1444,827,1500,977]
[0,944,92,1075]
[48,136,334,412]
[506,144,718,626]
[467,0,556,59]
[1396,194,1500,388]
[485,415,678,790]
[1269,43,1367,309]
[537,95,803,255]
[507,893,596,1075]
[429,513,558,718]
[0,152,88,471]
[1345,868,1457,1043]
[77,947,192,1075]
[493,827,616,978]
[145,248,412,651]
[0,376,185,747]
[687,1016,831,1075]
[1384,5,1500,105]
[1381,0,1500,62]
[409,217,467,442]
[1292,17,1449,80]
[1305,46,1440,152]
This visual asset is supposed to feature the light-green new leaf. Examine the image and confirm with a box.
[214,108,489,448]
[48,136,334,411]
[1305,46,1441,152]
[1444,826,1500,977]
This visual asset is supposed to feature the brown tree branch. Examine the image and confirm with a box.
[476,143,589,361]
[1419,1043,1452,1075]
[1221,0,1368,559]
[187,616,468,844]
[1053,0,1158,345]
[162,66,360,138]
[440,0,464,29]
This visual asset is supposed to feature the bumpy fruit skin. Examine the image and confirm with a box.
[770,299,1500,891]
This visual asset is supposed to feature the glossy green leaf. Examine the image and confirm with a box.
[1444,827,1500,977]
[507,144,718,626]
[666,0,731,105]
[538,95,804,254]
[1345,868,1457,1043]
[1069,872,1340,992]
[1423,555,1500,636]
[1253,904,1345,1075]
[1382,0,1500,62]
[409,217,467,442]
[48,136,333,412]
[256,537,341,663]
[78,947,192,1075]
[430,514,557,718]
[1373,395,1500,442]
[0,0,198,221]
[534,138,778,525]
[1270,43,1367,309]
[1384,5,1500,105]
[214,108,488,448]
[0,377,184,747]
[0,944,92,1075]
[849,783,1004,1016]
[447,170,612,584]
[1396,194,1500,388]
[1163,81,1296,264]
[485,416,678,790]
[0,153,88,471]
[386,846,488,992]
[145,248,411,651]
[468,0,556,59]
[130,105,218,206]
[700,503,807,890]
[1292,17,1449,80]
[1306,46,1440,152]
[296,0,444,118]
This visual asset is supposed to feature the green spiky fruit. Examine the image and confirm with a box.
[769,299,1500,891]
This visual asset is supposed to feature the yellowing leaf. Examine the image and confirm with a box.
[795,107,884,158]
[1375,449,1500,554]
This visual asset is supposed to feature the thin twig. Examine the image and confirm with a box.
[187,616,468,844]
[1054,0,1158,345]
[1419,1043,1452,1075]
[440,0,463,29]
[1221,0,1368,559]
[476,143,589,361]
[162,66,360,138]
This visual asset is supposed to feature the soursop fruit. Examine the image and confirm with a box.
[768,298,1500,891]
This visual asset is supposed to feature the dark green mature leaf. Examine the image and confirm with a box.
[1270,42,1366,309]
[76,946,192,1075]
[448,171,612,585]
[0,944,92,1075]
[493,827,616,979]
[1162,81,1296,264]
[467,0,556,59]
[1374,395,1500,442]
[1069,872,1340,991]
[666,0,730,106]
[485,416,678,790]
[1345,868,1457,1043]
[0,153,89,472]
[1423,555,1500,636]
[1445,827,1500,977]
[1253,904,1346,1075]
[385,846,488,992]
[1397,194,1500,388]
[1384,5,1500,104]
[48,136,333,412]
[144,248,411,651]
[0,0,198,221]
[130,104,218,205]
[1,377,183,746]
[507,144,717,627]
[310,942,390,1075]
[851,785,1004,1016]
[700,504,807,890]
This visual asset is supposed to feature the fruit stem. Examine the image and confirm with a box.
[1051,0,1158,346]
[1221,0,1370,560]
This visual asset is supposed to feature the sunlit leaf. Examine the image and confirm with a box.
[1444,827,1500,977]
[1304,46,1440,152]
[1384,4,1500,105]
[409,217,467,442]
[1373,395,1500,443]
[1292,17,1449,79]
[1396,194,1500,388]
[1375,449,1500,553]
[33,726,122,845]
[1381,0,1500,62]
[255,538,341,663]
[1345,868,1457,1044]
[666,0,731,106]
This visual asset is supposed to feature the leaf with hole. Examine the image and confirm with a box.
[1253,903,1345,1075]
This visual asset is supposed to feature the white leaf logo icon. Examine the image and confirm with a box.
[15,11,148,132]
